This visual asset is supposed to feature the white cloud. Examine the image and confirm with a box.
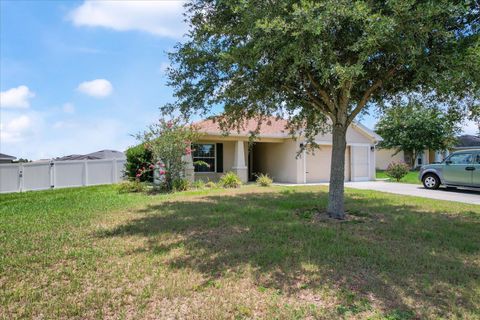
[62,102,75,114]
[69,0,186,38]
[0,85,35,108]
[77,79,113,98]
[0,114,36,144]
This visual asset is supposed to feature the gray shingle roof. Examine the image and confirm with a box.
[456,135,480,148]
[85,150,126,160]
[55,150,126,161]
[0,153,16,160]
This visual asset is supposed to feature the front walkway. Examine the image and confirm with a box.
[273,181,480,205]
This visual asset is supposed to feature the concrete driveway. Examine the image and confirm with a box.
[345,181,480,205]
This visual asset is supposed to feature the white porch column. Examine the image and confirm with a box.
[233,140,248,183]
[183,153,195,183]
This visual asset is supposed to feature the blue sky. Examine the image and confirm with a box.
[0,0,477,160]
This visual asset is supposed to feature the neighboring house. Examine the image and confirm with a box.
[187,117,381,184]
[0,153,16,164]
[376,134,480,170]
[453,135,480,151]
[55,149,126,161]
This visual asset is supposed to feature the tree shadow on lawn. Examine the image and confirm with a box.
[97,189,480,318]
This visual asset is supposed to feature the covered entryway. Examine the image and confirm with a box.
[251,140,302,183]
[306,146,351,183]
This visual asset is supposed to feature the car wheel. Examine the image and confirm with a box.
[422,173,440,190]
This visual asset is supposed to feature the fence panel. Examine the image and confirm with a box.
[0,164,21,193]
[0,159,126,193]
[87,159,115,186]
[22,162,52,191]
[115,160,126,181]
[53,161,85,188]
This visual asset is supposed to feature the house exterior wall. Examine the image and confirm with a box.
[314,125,374,145]
[193,140,248,182]
[253,140,301,183]
[376,149,405,170]
[194,123,377,183]
[376,148,446,170]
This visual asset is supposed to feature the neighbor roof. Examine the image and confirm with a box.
[455,135,480,148]
[0,153,16,160]
[55,150,126,161]
[55,154,102,161]
[85,150,126,160]
[195,116,381,141]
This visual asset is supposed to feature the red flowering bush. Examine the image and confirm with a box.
[135,118,201,191]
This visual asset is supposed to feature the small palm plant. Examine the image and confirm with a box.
[219,172,242,188]
[256,173,273,187]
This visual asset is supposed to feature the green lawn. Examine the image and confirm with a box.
[1,185,479,319]
[376,170,421,184]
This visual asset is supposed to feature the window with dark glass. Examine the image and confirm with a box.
[192,144,215,172]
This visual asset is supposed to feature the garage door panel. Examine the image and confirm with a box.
[306,146,350,183]
[352,146,370,180]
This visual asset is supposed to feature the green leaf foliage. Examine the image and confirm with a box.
[376,100,461,167]
[219,172,243,188]
[256,173,273,187]
[125,144,154,182]
[165,0,479,133]
[385,161,411,182]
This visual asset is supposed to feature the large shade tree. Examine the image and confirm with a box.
[164,0,479,219]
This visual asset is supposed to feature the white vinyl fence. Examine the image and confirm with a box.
[0,159,126,193]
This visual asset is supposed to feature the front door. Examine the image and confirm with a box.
[443,152,474,186]
[473,153,480,187]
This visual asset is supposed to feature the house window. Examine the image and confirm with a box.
[417,151,423,166]
[192,143,215,172]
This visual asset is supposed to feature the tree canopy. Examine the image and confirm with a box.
[164,0,479,218]
[376,100,461,167]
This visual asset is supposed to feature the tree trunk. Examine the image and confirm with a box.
[411,151,418,170]
[327,123,347,219]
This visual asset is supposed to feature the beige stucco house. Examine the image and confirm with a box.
[376,149,442,170]
[376,135,480,170]
[184,117,382,184]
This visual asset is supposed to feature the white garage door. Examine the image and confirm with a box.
[306,146,351,183]
[351,146,370,181]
